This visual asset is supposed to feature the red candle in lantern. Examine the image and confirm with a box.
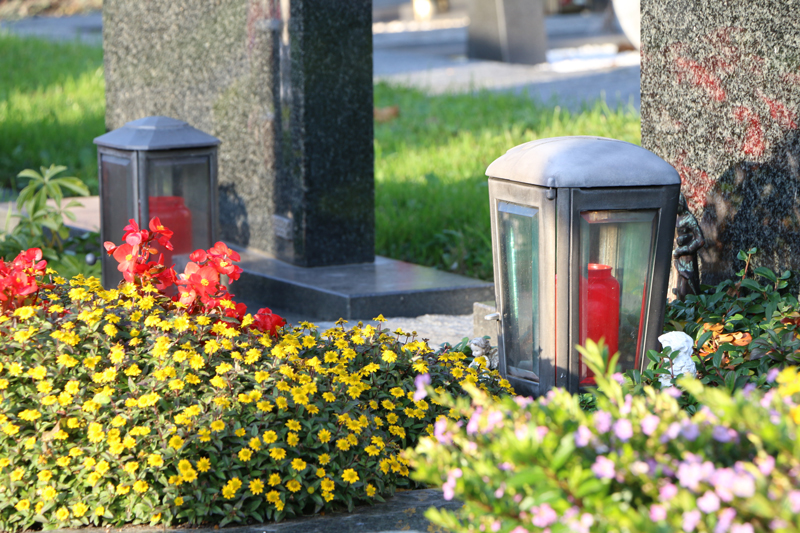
[579,263,620,385]
[148,196,193,268]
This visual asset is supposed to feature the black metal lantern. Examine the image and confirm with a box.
[94,116,221,288]
[486,136,681,396]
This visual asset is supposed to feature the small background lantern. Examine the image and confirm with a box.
[486,136,681,396]
[94,116,220,288]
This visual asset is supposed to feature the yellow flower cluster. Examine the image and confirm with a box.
[0,275,512,531]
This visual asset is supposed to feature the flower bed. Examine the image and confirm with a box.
[412,342,800,533]
[0,218,513,531]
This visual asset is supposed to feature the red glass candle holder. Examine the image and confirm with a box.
[579,263,620,385]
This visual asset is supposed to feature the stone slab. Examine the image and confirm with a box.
[641,0,800,283]
[55,488,458,533]
[231,245,493,321]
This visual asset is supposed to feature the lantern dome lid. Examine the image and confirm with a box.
[485,136,680,188]
[94,116,221,151]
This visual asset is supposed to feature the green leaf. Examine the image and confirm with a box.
[506,466,546,488]
[740,279,762,292]
[754,267,777,284]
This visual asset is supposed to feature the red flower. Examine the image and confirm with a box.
[112,243,140,281]
[149,217,174,251]
[252,307,286,337]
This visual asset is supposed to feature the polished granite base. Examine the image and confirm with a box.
[231,245,494,321]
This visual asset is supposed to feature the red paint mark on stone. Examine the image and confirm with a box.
[674,57,726,102]
[760,94,798,130]
[673,151,714,211]
[733,106,766,157]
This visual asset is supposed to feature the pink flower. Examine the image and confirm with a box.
[659,483,678,502]
[756,455,775,476]
[697,491,720,514]
[682,510,701,532]
[413,373,430,401]
[531,503,557,528]
[715,508,736,533]
[594,411,612,433]
[788,490,800,513]
[730,524,754,533]
[574,425,592,447]
[613,419,633,442]
[510,527,528,533]
[641,414,660,436]
[591,456,616,479]
[649,504,667,521]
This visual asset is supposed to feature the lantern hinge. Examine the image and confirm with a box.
[545,178,556,200]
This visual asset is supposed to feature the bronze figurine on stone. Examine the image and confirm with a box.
[673,193,705,300]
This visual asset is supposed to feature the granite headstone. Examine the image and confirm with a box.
[466,0,547,65]
[103,0,374,268]
[641,0,800,283]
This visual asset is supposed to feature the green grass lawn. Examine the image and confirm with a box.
[0,33,641,281]
[0,34,105,195]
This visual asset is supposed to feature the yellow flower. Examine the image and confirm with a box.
[317,428,332,443]
[27,366,47,380]
[319,453,331,465]
[18,409,41,422]
[291,458,307,471]
[308,404,320,415]
[16,499,30,511]
[238,449,253,462]
[263,430,277,444]
[342,469,359,484]
[390,387,405,398]
[366,484,376,497]
[94,506,105,516]
[268,473,281,486]
[55,507,70,521]
[124,461,139,475]
[321,478,335,491]
[257,400,274,412]
[286,419,301,431]
[210,420,225,432]
[14,306,36,320]
[286,479,302,492]
[10,467,24,481]
[254,371,269,383]
[175,496,184,506]
[133,480,149,493]
[41,485,57,500]
[287,432,299,446]
[249,478,265,495]
[169,435,184,450]
[322,392,336,403]
[215,362,233,374]
[210,375,226,388]
[197,457,211,472]
[72,502,88,517]
[125,364,142,376]
[117,484,131,495]
[270,448,287,460]
[235,428,246,437]
[249,437,262,451]
[96,460,110,475]
[276,397,288,410]
[3,423,20,436]
[199,428,211,442]
[266,490,281,503]
[316,467,326,478]
[38,470,53,482]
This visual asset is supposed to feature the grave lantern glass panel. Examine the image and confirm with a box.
[486,137,681,396]
[94,116,220,289]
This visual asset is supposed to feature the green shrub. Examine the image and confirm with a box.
[0,268,513,531]
[627,249,800,409]
[411,341,800,533]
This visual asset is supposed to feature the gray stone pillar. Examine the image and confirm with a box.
[103,0,374,268]
[641,0,800,284]
[467,0,547,65]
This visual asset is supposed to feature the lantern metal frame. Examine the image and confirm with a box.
[486,136,681,397]
[94,116,221,289]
